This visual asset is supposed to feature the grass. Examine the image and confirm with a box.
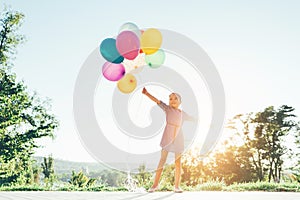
[194,180,226,191]
[0,181,299,192]
[0,185,46,191]
[224,181,300,192]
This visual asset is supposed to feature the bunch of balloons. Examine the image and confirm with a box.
[99,22,165,93]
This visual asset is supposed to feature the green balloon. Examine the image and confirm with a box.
[145,49,165,68]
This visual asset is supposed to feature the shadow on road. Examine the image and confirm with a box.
[119,192,175,200]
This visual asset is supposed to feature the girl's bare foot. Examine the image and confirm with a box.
[148,186,159,193]
[174,187,183,193]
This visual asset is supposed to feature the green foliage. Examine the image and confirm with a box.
[158,181,173,191]
[222,105,300,183]
[133,164,152,187]
[68,171,97,188]
[0,185,45,191]
[293,121,300,181]
[210,145,256,184]
[0,70,59,185]
[69,171,88,188]
[252,105,298,182]
[99,169,126,187]
[178,105,300,187]
[32,165,41,184]
[225,181,300,192]
[0,8,59,186]
[160,164,175,186]
[86,178,97,187]
[41,156,55,182]
[0,7,25,67]
[181,151,211,186]
[57,185,128,192]
[43,174,56,189]
[195,179,226,191]
[0,180,298,192]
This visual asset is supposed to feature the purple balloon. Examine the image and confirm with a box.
[116,31,140,60]
[102,62,125,81]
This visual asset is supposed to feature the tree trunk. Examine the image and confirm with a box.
[274,161,278,182]
[278,166,282,183]
[257,151,264,181]
[268,166,272,182]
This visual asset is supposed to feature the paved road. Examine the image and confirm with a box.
[0,191,299,200]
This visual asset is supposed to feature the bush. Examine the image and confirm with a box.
[195,179,226,191]
[225,181,300,192]
[0,185,45,191]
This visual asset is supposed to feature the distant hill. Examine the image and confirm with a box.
[33,157,108,175]
[33,156,157,177]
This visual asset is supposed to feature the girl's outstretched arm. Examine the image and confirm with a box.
[183,111,198,122]
[142,87,160,104]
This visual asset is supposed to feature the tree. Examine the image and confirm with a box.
[69,171,96,188]
[41,156,55,179]
[253,105,299,182]
[0,8,59,186]
[181,149,209,186]
[32,165,41,184]
[0,7,25,67]
[210,144,256,184]
[99,169,125,187]
[0,69,59,185]
[227,113,266,181]
[293,121,300,182]
[41,155,56,186]
[227,105,299,183]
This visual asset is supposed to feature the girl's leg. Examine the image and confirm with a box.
[150,149,168,189]
[174,152,182,190]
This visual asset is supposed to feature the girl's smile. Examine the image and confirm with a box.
[169,93,181,109]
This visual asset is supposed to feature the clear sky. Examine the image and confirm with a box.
[1,0,300,162]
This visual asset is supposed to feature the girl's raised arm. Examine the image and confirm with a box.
[142,87,160,104]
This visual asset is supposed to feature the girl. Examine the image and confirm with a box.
[142,87,194,193]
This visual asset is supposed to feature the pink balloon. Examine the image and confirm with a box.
[102,62,125,81]
[116,31,140,60]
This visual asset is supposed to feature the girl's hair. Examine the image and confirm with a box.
[169,93,181,103]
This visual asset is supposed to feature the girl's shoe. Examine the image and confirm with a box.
[174,187,183,193]
[148,186,159,193]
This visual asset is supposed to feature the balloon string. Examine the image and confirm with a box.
[135,95,144,120]
[135,72,144,119]
[126,69,144,172]
[126,135,130,172]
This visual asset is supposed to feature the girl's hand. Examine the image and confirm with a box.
[142,87,160,103]
[142,87,148,95]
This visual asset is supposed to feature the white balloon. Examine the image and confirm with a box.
[122,53,146,74]
[119,22,142,38]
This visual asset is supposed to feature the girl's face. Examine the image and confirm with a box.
[169,93,181,109]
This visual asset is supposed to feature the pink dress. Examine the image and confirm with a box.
[158,101,191,153]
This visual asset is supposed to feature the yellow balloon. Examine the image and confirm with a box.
[117,73,137,93]
[140,28,162,55]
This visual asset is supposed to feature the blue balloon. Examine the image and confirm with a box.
[100,38,124,63]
